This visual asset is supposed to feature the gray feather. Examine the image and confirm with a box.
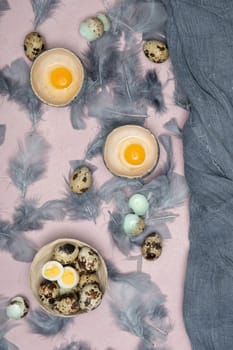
[28,309,72,336]
[8,234,37,262]
[0,297,8,326]
[108,212,133,255]
[63,182,99,222]
[0,59,42,128]
[140,69,165,112]
[31,0,61,28]
[164,118,182,138]
[173,78,190,111]
[0,220,12,251]
[0,338,19,350]
[0,125,6,146]
[8,132,50,197]
[69,160,97,173]
[107,263,171,348]
[13,199,66,231]
[0,0,10,16]
[54,341,92,350]
[108,0,167,40]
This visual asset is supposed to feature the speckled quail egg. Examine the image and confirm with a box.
[143,40,169,63]
[96,13,111,31]
[103,125,159,178]
[78,246,100,272]
[38,280,60,307]
[24,32,46,61]
[54,293,80,315]
[6,296,29,320]
[57,266,80,289]
[128,193,149,216]
[141,233,162,260]
[123,213,145,236]
[79,273,99,288]
[70,166,93,194]
[53,243,79,264]
[79,283,102,311]
[80,17,104,41]
[41,260,64,281]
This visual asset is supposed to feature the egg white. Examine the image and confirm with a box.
[41,260,64,281]
[104,125,159,178]
[57,266,79,289]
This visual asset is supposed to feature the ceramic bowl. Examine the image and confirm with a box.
[103,125,160,178]
[30,48,85,107]
[30,238,108,317]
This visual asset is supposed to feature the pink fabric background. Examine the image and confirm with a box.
[0,1,191,349]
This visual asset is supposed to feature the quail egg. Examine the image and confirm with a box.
[69,166,93,194]
[141,233,162,260]
[54,293,80,315]
[24,32,46,61]
[6,296,29,320]
[41,260,64,281]
[79,283,102,311]
[78,246,100,272]
[96,13,111,31]
[143,40,169,63]
[128,193,149,216]
[80,17,104,41]
[30,48,85,106]
[103,125,159,178]
[57,266,80,289]
[53,243,79,264]
[123,213,145,236]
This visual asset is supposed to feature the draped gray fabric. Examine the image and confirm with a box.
[162,1,233,348]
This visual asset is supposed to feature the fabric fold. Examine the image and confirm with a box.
[163,0,233,348]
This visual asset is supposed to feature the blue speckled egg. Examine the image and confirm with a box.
[79,17,104,42]
[123,213,145,236]
[128,193,149,216]
[96,13,111,32]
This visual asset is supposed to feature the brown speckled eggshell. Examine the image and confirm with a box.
[69,166,92,194]
[24,32,46,61]
[141,233,162,260]
[143,40,169,63]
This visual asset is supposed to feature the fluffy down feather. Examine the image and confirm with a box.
[107,262,171,348]
[0,0,10,17]
[54,341,92,350]
[8,132,50,197]
[31,0,61,28]
[13,199,66,231]
[0,125,6,146]
[28,309,72,336]
[0,59,42,128]
[164,118,182,138]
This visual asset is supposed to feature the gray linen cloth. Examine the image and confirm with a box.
[162,1,233,349]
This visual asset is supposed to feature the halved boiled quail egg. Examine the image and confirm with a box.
[41,260,64,281]
[57,266,79,289]
[103,125,159,178]
[30,48,85,106]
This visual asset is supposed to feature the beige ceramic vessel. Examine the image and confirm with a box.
[30,238,108,317]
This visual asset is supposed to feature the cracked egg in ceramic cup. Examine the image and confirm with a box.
[103,125,159,178]
[30,48,85,106]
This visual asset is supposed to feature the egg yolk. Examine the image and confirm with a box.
[124,143,145,165]
[44,265,61,278]
[50,67,72,89]
[61,269,75,285]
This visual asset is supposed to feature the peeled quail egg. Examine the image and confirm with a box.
[69,166,92,194]
[6,296,29,320]
[30,48,85,106]
[24,32,46,61]
[103,125,159,178]
[143,40,169,63]
[80,17,104,41]
[123,213,145,236]
[96,13,111,31]
[128,193,149,216]
[41,260,64,281]
[57,266,79,289]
